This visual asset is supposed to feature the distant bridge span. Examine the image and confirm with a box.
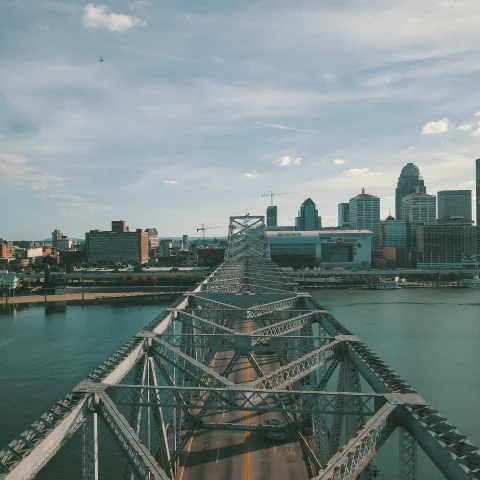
[1,215,479,479]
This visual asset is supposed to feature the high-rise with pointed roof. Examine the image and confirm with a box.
[395,163,426,220]
[295,198,321,230]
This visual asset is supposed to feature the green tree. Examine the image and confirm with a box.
[139,276,148,284]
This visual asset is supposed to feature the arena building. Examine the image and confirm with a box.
[266,230,373,269]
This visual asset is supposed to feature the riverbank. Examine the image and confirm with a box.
[0,290,185,306]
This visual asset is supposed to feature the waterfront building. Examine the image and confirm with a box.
[402,191,436,248]
[349,188,380,249]
[111,220,127,234]
[295,198,321,230]
[55,238,73,251]
[51,229,63,248]
[477,158,480,225]
[266,230,372,269]
[145,228,159,256]
[395,163,426,220]
[266,205,278,227]
[418,223,477,268]
[338,203,350,228]
[86,222,148,264]
[437,190,472,223]
[380,215,406,247]
[158,239,173,257]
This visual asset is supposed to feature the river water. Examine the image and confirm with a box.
[0,289,478,478]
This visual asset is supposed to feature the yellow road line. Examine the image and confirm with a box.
[244,320,251,480]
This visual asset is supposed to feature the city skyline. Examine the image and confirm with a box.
[1,1,480,238]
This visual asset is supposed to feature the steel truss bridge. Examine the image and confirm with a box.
[1,215,479,480]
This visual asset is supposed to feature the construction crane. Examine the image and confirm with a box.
[262,191,297,206]
[197,223,222,245]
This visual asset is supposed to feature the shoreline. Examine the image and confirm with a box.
[0,290,184,306]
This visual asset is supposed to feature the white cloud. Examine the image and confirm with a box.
[421,118,449,135]
[72,202,111,213]
[472,127,480,137]
[458,124,472,131]
[475,111,480,117]
[0,154,63,186]
[322,71,337,83]
[163,180,179,185]
[251,121,316,133]
[272,156,302,167]
[244,171,259,178]
[82,4,147,32]
[333,159,347,165]
[36,194,84,202]
[460,180,475,186]
[343,168,381,177]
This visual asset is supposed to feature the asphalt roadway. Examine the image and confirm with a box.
[182,320,307,480]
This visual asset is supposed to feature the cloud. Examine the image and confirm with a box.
[472,127,480,137]
[36,194,83,202]
[460,180,475,186]
[421,118,449,135]
[251,121,316,133]
[244,171,259,178]
[163,180,179,185]
[458,124,472,131]
[82,4,147,32]
[72,202,111,213]
[475,111,480,117]
[0,154,63,186]
[343,168,381,177]
[322,72,337,83]
[333,159,347,165]
[272,156,302,167]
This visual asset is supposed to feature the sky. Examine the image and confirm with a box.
[1,0,480,239]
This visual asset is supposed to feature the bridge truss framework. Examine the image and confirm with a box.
[1,215,479,480]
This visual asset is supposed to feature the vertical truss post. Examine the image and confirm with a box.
[311,361,339,466]
[345,360,375,480]
[82,404,98,480]
[149,358,172,478]
[123,357,147,480]
[329,361,345,457]
[399,427,417,480]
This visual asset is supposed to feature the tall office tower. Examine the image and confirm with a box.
[476,159,480,226]
[266,205,278,227]
[111,220,127,233]
[145,228,159,256]
[337,203,350,228]
[402,191,436,248]
[380,215,406,247]
[295,198,321,230]
[182,234,189,250]
[418,223,476,268]
[437,190,472,222]
[349,188,381,249]
[395,163,426,220]
[52,229,63,248]
[86,223,148,264]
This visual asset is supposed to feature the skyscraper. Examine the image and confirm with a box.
[395,163,426,220]
[266,205,278,227]
[402,191,436,248]
[337,203,350,228]
[437,190,472,223]
[295,198,321,230]
[380,215,406,247]
[349,188,380,249]
[476,158,480,226]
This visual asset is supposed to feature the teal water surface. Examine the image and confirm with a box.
[311,287,480,479]
[0,289,479,479]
